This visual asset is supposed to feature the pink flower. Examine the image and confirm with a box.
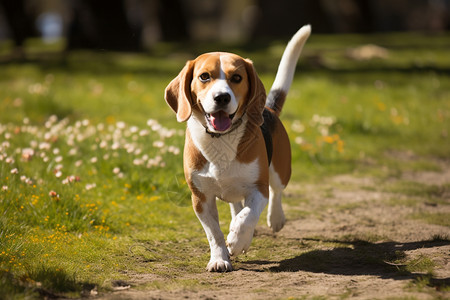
[49,190,59,198]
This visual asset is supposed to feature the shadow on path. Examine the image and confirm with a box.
[241,238,450,290]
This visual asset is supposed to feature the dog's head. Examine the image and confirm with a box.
[165,52,266,133]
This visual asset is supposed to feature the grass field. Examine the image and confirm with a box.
[0,32,449,299]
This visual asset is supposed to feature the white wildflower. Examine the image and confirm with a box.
[85,183,96,190]
[291,120,305,133]
[319,126,329,136]
[22,148,34,161]
[97,123,105,131]
[44,132,53,140]
[312,114,320,124]
[111,142,120,150]
[139,129,149,136]
[39,142,51,150]
[125,144,135,154]
[168,146,180,155]
[295,137,304,145]
[153,141,164,148]
[147,119,157,127]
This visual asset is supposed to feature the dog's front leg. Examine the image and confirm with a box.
[229,201,244,220]
[227,189,268,256]
[194,195,232,272]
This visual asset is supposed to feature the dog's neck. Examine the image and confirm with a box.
[187,114,248,166]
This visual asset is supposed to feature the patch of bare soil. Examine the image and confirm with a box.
[100,160,450,300]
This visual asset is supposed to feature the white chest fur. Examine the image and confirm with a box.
[187,116,259,202]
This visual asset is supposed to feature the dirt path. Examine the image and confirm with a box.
[100,160,450,300]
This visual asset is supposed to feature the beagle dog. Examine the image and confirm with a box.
[165,25,311,272]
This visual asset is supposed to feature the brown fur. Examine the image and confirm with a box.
[183,130,207,213]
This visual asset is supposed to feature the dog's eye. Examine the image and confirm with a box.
[199,73,211,82]
[231,74,242,83]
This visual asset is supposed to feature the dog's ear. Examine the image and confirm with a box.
[165,60,194,122]
[244,58,266,126]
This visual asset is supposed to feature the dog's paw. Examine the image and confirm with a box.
[267,208,285,233]
[226,223,254,256]
[206,258,233,272]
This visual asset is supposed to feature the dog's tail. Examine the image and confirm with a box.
[266,25,311,116]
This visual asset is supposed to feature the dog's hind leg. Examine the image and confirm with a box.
[267,165,286,232]
[229,201,244,219]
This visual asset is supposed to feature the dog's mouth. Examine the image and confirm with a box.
[205,111,236,132]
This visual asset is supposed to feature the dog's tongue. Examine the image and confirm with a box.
[210,111,232,132]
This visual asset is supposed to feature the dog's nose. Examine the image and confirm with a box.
[214,93,231,106]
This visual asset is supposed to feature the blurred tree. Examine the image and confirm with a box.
[66,0,140,51]
[157,0,189,41]
[66,0,189,50]
[0,0,34,49]
[0,0,448,54]
[320,0,374,33]
[251,0,333,37]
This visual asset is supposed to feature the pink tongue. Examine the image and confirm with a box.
[210,111,231,131]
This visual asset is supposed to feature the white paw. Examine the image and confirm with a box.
[227,218,254,256]
[268,208,285,233]
[206,258,233,272]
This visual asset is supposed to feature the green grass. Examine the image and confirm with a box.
[1,32,449,298]
[384,181,449,199]
[411,212,450,227]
